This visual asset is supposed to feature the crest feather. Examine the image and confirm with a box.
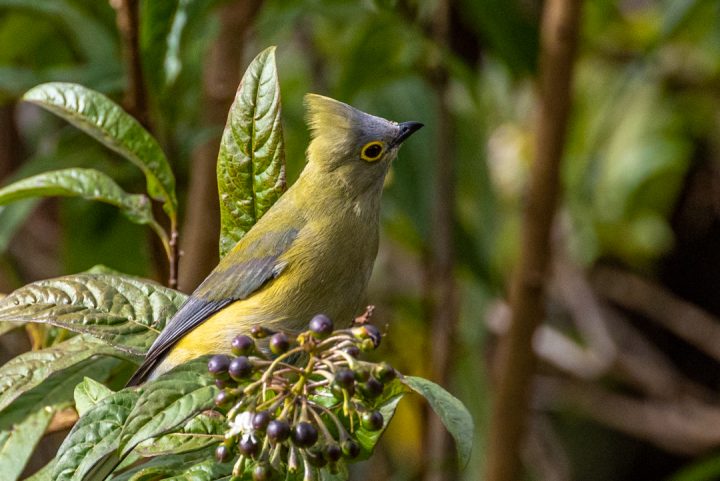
[304,94,356,139]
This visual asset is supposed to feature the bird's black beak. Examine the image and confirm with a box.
[391,121,424,147]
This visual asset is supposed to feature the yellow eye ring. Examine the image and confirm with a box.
[360,141,385,162]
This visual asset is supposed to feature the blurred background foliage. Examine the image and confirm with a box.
[2,0,720,480]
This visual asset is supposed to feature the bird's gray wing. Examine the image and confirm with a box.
[126,227,299,385]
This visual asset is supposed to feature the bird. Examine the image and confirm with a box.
[127,93,423,386]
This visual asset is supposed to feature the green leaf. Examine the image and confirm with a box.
[53,389,141,481]
[0,403,58,481]
[0,355,119,431]
[402,376,474,469]
[22,83,177,219]
[135,412,225,457]
[0,335,113,415]
[74,377,114,418]
[0,168,156,226]
[0,200,38,252]
[217,46,287,257]
[119,357,218,457]
[0,273,187,355]
[109,447,231,481]
[0,320,22,337]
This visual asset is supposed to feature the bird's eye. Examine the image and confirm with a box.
[360,141,384,162]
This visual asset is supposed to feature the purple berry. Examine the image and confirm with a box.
[309,314,334,338]
[208,354,231,377]
[231,335,255,355]
[229,356,253,380]
[252,411,271,431]
[267,419,290,443]
[292,422,318,447]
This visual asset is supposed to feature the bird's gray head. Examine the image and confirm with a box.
[304,94,423,195]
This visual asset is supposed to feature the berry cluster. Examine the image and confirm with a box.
[208,312,398,480]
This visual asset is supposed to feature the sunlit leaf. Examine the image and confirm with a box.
[0,335,113,415]
[22,83,177,219]
[53,389,141,481]
[135,412,224,457]
[119,357,218,457]
[0,168,156,226]
[402,376,474,468]
[74,377,114,418]
[0,273,187,355]
[109,447,231,481]
[217,46,287,257]
[0,403,59,481]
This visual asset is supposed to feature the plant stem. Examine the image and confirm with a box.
[484,1,583,481]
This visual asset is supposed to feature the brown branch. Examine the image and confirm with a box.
[593,265,720,363]
[177,0,263,292]
[484,1,582,480]
[111,0,149,128]
[420,1,459,480]
[538,376,720,455]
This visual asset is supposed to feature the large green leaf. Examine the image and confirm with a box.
[0,273,187,355]
[0,168,157,226]
[0,335,113,415]
[0,356,119,431]
[109,447,231,481]
[53,389,141,481]
[22,83,177,219]
[74,377,114,418]
[135,412,224,457]
[217,46,287,257]
[0,402,59,481]
[119,357,218,457]
[402,376,474,469]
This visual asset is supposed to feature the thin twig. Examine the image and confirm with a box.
[484,1,582,480]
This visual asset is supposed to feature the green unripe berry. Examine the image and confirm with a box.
[269,332,290,355]
[361,410,384,431]
[374,362,396,383]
